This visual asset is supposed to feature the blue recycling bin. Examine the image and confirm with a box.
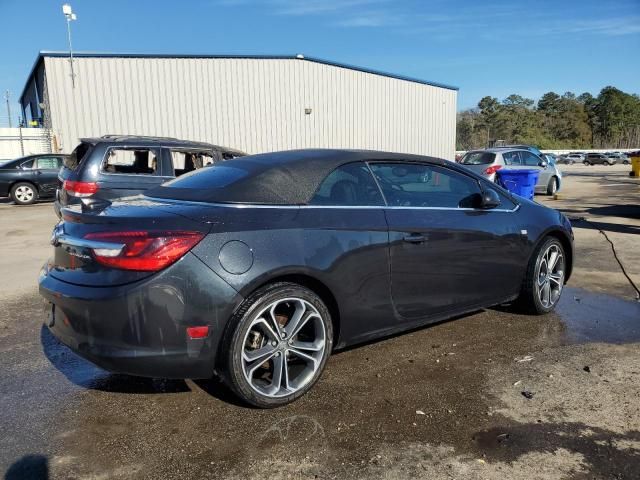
[496,169,539,200]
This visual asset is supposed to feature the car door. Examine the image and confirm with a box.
[369,161,524,320]
[519,151,550,189]
[34,156,64,195]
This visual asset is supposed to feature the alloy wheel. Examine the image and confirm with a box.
[15,185,34,203]
[536,244,564,309]
[241,297,326,398]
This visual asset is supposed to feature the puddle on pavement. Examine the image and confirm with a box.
[555,286,640,344]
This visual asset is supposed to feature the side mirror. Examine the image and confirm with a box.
[479,189,501,209]
[539,159,548,168]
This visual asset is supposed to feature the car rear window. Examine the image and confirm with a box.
[65,142,93,171]
[460,152,496,165]
[161,164,249,189]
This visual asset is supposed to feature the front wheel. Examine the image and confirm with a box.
[546,177,558,196]
[11,182,37,205]
[603,160,610,166]
[583,161,590,166]
[223,282,333,408]
[516,237,566,314]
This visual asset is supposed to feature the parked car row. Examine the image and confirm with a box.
[556,151,631,165]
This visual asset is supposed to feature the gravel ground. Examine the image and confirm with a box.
[1,164,639,479]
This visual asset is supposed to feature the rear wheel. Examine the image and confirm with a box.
[603,160,610,166]
[622,160,629,165]
[223,282,333,408]
[11,182,37,205]
[516,237,566,314]
[546,176,558,196]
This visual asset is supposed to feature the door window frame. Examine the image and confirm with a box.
[366,160,519,213]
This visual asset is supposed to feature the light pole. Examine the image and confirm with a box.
[4,90,11,128]
[62,4,77,88]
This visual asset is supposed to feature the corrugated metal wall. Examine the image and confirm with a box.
[43,56,457,159]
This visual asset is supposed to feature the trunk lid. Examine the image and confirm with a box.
[49,198,211,287]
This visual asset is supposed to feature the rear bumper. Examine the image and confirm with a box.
[39,253,244,379]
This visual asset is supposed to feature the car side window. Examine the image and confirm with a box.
[170,150,213,176]
[310,162,384,206]
[36,157,62,169]
[503,151,521,165]
[369,163,481,208]
[19,159,35,169]
[521,152,542,167]
[103,148,160,175]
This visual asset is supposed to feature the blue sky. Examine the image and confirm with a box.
[1,0,639,126]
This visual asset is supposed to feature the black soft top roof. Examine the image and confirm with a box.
[146,149,447,205]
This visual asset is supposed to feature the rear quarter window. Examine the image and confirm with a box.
[460,152,496,165]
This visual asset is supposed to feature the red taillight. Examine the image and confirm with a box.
[483,165,502,175]
[186,326,209,339]
[84,230,204,272]
[63,180,99,197]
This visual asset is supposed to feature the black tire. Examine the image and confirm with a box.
[622,160,629,165]
[222,282,333,408]
[546,176,558,196]
[515,237,566,315]
[603,160,610,166]
[583,161,590,166]
[10,182,37,205]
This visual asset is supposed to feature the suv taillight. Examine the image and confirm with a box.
[84,231,205,271]
[63,180,99,197]
[484,165,502,175]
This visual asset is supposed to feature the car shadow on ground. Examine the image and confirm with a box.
[560,211,640,236]
[472,421,640,478]
[40,325,191,395]
[3,454,49,480]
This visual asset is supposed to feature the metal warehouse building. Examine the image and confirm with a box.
[20,52,457,158]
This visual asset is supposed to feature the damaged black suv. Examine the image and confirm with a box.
[55,135,246,217]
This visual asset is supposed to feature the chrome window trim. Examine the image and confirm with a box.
[148,198,520,213]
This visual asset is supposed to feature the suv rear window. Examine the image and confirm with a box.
[65,142,93,170]
[460,152,495,165]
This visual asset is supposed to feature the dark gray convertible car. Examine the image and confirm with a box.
[40,149,573,407]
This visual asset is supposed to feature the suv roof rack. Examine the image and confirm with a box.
[100,134,180,141]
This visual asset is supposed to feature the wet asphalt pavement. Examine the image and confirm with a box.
[1,165,639,479]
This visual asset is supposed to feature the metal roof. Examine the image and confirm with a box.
[20,51,458,102]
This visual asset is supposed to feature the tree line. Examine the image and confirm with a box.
[456,86,640,151]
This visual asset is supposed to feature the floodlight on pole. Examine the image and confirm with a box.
[62,4,77,88]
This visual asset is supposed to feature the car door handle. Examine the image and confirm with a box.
[403,233,426,244]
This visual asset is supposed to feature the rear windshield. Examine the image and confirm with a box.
[162,164,249,189]
[65,142,93,170]
[460,152,496,165]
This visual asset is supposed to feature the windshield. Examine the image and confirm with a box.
[460,151,496,165]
